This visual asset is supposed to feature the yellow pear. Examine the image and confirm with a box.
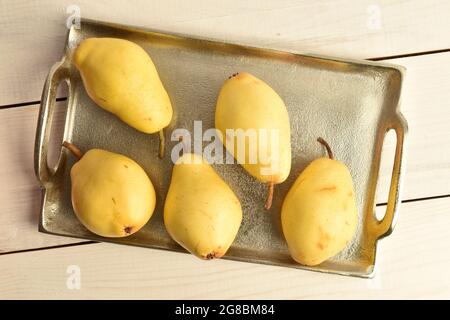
[63,142,156,237]
[215,72,291,209]
[74,37,173,157]
[281,138,358,266]
[164,153,242,259]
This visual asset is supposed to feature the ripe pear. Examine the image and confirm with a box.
[281,138,358,266]
[63,142,156,237]
[74,37,173,157]
[164,153,242,259]
[215,72,291,209]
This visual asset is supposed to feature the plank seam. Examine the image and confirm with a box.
[0,97,67,110]
[0,241,96,256]
[1,49,450,109]
[2,195,450,255]
[369,48,450,61]
[376,194,450,207]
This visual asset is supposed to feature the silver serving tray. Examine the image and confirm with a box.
[35,18,407,277]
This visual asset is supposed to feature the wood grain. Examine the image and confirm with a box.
[0,198,448,299]
[0,104,84,253]
[1,0,450,106]
[0,0,449,299]
[375,52,450,203]
[0,52,449,253]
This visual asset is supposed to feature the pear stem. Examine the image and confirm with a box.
[62,141,82,159]
[158,129,165,159]
[264,181,275,210]
[317,137,334,160]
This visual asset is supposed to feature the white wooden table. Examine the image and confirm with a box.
[0,0,449,299]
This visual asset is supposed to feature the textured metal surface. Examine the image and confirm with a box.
[35,19,407,277]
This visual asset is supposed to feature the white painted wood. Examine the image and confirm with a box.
[0,104,84,253]
[0,1,449,299]
[375,52,450,203]
[1,0,449,105]
[0,198,448,299]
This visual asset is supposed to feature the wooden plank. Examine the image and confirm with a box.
[375,52,450,203]
[0,198,448,299]
[1,0,450,106]
[0,104,84,253]
[0,52,449,253]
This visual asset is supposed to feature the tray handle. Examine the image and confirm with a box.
[34,59,70,186]
[375,112,408,239]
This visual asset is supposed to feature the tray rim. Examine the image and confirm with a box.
[76,18,407,75]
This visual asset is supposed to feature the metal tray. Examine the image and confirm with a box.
[35,18,407,278]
